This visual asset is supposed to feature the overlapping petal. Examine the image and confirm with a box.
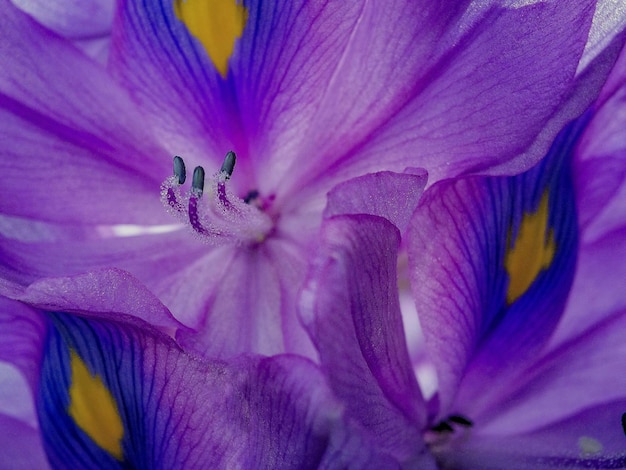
[408,119,581,417]
[301,214,430,464]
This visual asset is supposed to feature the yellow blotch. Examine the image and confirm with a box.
[174,0,248,77]
[68,351,124,461]
[505,193,556,304]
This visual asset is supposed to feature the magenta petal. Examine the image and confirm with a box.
[324,169,428,233]
[301,214,427,463]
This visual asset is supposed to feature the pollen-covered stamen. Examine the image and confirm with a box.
[174,155,186,184]
[164,156,186,213]
[160,152,274,245]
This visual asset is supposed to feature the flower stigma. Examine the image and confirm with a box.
[161,151,274,245]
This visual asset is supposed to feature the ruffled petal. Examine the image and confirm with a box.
[0,268,183,334]
[408,118,581,417]
[323,169,428,234]
[319,1,602,187]
[38,310,396,468]
[301,214,428,463]
[0,0,169,225]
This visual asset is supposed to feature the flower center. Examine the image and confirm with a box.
[161,152,274,245]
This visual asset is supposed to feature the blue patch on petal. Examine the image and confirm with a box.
[37,313,150,469]
[478,116,584,349]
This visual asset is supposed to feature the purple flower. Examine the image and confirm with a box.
[301,53,626,467]
[0,0,615,360]
[0,276,398,469]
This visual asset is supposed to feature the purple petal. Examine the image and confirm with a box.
[552,226,626,345]
[323,169,428,233]
[0,268,183,334]
[478,308,626,436]
[0,297,46,391]
[175,240,316,358]
[327,2,601,186]
[0,414,49,470]
[408,119,581,417]
[11,0,113,39]
[0,0,169,224]
[435,400,626,470]
[37,310,396,468]
[301,214,428,462]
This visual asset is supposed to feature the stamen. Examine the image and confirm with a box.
[449,415,473,427]
[173,155,186,184]
[220,150,236,179]
[160,153,273,246]
[244,190,260,204]
[431,421,453,433]
[192,166,205,197]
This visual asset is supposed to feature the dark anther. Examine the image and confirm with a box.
[449,415,473,427]
[220,151,236,179]
[621,413,626,436]
[431,421,454,433]
[173,156,186,184]
[192,166,205,197]
[244,190,260,204]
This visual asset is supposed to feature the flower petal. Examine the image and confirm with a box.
[435,400,626,470]
[0,0,169,225]
[175,240,316,358]
[480,307,626,436]
[408,118,582,417]
[323,169,428,234]
[37,310,395,468]
[322,1,602,186]
[0,268,183,334]
[301,214,428,463]
[0,413,49,470]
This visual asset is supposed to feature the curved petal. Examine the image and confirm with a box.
[38,310,396,468]
[408,118,581,417]
[301,214,428,463]
[0,0,169,224]
[294,0,601,193]
[0,268,183,334]
[323,169,428,234]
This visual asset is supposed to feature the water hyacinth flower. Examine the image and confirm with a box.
[0,279,397,469]
[0,0,619,361]
[300,59,626,467]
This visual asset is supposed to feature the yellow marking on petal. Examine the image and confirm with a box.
[174,0,248,77]
[68,351,124,461]
[505,192,556,304]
